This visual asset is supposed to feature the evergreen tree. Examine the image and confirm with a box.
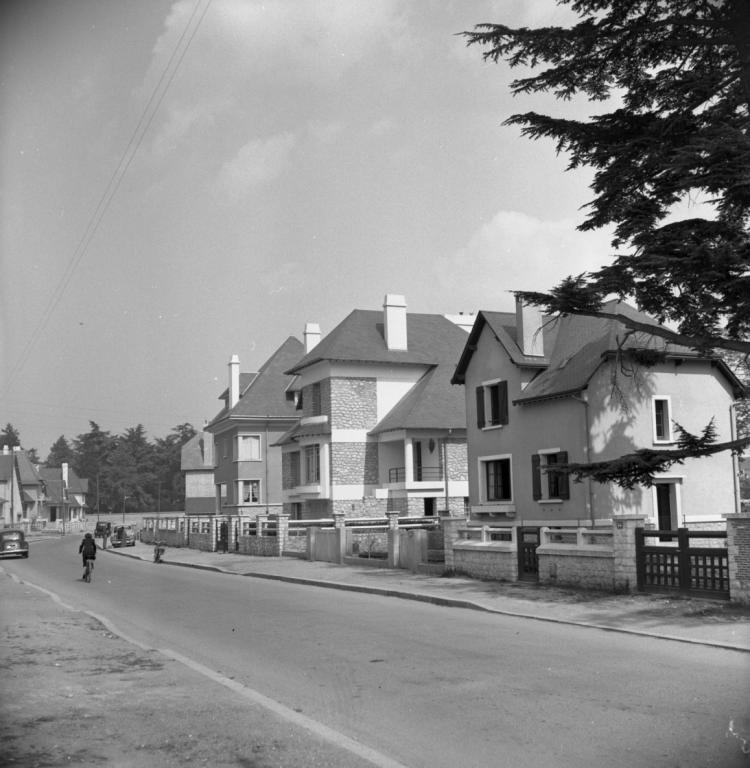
[0,423,21,449]
[464,0,749,485]
[45,435,76,468]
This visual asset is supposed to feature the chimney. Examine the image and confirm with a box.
[304,322,321,353]
[515,297,545,357]
[62,462,69,487]
[202,431,214,466]
[383,294,407,351]
[228,354,240,408]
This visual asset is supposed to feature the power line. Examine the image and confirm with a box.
[5,0,213,393]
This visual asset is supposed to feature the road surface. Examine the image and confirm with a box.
[4,536,748,768]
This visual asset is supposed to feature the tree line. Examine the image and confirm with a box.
[1,421,196,515]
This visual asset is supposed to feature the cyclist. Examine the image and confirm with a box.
[79,532,97,580]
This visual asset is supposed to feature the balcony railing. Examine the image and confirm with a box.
[388,466,444,483]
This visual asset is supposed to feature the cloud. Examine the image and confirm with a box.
[214,132,296,201]
[436,210,614,310]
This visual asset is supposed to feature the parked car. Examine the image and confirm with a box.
[94,521,111,539]
[110,525,136,548]
[0,529,29,558]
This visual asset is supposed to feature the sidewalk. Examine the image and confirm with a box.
[110,541,750,652]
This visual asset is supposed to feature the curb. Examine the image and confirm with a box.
[106,548,750,654]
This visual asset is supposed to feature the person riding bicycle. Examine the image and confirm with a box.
[79,532,97,575]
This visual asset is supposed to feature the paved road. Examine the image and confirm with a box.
[6,537,749,768]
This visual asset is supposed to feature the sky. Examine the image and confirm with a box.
[1,0,616,458]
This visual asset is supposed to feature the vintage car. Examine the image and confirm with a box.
[94,521,111,539]
[0,529,29,558]
[110,524,136,548]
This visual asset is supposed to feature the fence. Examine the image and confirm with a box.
[138,512,750,603]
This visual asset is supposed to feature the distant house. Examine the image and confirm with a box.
[205,336,305,516]
[181,429,216,515]
[451,298,743,528]
[0,447,24,526]
[38,463,88,524]
[277,294,473,520]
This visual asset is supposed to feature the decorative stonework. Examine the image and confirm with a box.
[330,377,377,429]
[331,442,379,484]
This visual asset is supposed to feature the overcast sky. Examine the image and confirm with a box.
[1,0,615,457]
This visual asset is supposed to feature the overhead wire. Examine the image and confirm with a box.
[5,0,213,394]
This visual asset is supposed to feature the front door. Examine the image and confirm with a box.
[518,527,540,581]
[656,484,674,541]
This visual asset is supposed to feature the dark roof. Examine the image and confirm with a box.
[16,452,41,485]
[38,465,88,501]
[0,455,13,483]
[180,432,214,471]
[208,337,305,427]
[286,310,469,374]
[370,364,467,434]
[273,420,332,446]
[453,300,742,404]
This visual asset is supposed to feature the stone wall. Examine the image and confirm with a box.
[727,513,750,604]
[452,543,517,581]
[445,439,468,481]
[330,377,377,428]
[237,535,278,556]
[537,548,615,590]
[331,442,379,484]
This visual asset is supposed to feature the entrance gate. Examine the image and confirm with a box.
[635,528,729,599]
[518,527,540,581]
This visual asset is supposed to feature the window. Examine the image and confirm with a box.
[304,444,320,484]
[238,479,260,504]
[311,382,321,416]
[484,457,512,501]
[238,434,261,460]
[476,381,508,428]
[291,502,302,520]
[653,397,673,442]
[532,451,570,501]
[217,483,228,507]
[289,451,301,487]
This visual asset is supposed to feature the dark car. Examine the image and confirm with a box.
[94,521,111,538]
[110,524,136,548]
[0,529,29,559]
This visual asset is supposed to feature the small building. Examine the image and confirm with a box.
[181,429,216,515]
[38,463,88,525]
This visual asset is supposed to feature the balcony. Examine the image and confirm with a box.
[388,466,444,483]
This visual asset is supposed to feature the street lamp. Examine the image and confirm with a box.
[122,492,131,524]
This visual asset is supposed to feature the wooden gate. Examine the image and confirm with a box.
[635,528,729,599]
[518,527,540,581]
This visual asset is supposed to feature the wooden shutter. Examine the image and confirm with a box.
[557,451,570,499]
[531,454,542,500]
[475,386,485,429]
[498,381,509,425]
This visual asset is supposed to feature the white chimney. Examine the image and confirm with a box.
[384,294,407,351]
[228,354,240,408]
[515,297,545,357]
[304,322,321,353]
[62,462,69,487]
[202,432,214,466]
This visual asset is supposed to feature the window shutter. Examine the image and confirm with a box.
[498,381,509,425]
[475,386,485,429]
[531,454,541,500]
[557,451,570,499]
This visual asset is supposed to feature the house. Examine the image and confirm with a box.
[451,298,743,528]
[0,447,24,526]
[181,428,216,515]
[277,294,473,520]
[38,463,88,524]
[205,336,305,516]
[16,450,44,521]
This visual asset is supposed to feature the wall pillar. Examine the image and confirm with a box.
[612,515,647,592]
[726,513,750,605]
[387,510,400,568]
[441,515,466,573]
[333,512,346,564]
[276,514,289,557]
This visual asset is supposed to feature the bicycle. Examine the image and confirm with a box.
[83,558,94,582]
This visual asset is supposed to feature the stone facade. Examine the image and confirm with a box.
[330,377,377,428]
[445,439,468,481]
[330,442,379,485]
[727,513,750,604]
